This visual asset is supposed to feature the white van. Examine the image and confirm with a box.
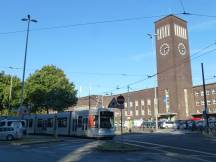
[160,121,176,129]
[0,126,23,140]
[0,119,26,134]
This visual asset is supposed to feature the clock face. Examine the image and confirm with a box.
[160,43,170,56]
[178,43,186,55]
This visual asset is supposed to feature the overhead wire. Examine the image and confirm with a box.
[105,41,216,95]
[0,13,180,35]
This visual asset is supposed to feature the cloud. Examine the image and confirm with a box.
[189,20,216,31]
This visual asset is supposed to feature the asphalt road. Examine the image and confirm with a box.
[0,131,216,162]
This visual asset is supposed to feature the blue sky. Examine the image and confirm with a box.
[0,0,216,97]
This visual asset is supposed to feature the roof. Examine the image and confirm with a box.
[154,14,187,24]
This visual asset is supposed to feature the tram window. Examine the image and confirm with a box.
[28,119,33,128]
[8,121,12,126]
[37,119,43,128]
[84,118,88,130]
[21,121,26,127]
[0,121,6,127]
[78,116,82,128]
[94,116,98,128]
[47,118,53,127]
[72,119,77,131]
[100,111,114,128]
[57,118,67,128]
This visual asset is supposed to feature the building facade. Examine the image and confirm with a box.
[72,15,216,124]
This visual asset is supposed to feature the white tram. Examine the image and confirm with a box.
[24,108,115,138]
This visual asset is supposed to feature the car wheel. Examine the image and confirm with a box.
[7,134,14,141]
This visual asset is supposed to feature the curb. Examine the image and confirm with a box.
[11,139,64,146]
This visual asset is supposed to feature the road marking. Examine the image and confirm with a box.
[123,142,212,162]
[124,139,216,157]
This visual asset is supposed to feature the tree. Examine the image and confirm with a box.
[25,65,77,113]
[0,71,21,114]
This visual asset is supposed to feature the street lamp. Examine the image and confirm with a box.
[147,33,159,131]
[20,15,37,108]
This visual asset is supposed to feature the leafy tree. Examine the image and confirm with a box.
[25,65,77,113]
[0,71,21,114]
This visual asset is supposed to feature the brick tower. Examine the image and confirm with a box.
[155,15,193,120]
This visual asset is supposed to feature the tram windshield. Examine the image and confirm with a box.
[100,111,114,128]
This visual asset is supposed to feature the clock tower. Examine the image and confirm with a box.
[155,15,193,120]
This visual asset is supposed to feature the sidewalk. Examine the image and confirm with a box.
[3,135,64,146]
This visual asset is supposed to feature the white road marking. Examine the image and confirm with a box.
[124,142,213,162]
[124,139,216,157]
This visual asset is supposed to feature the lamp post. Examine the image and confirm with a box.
[20,15,37,108]
[8,67,14,112]
[147,33,158,131]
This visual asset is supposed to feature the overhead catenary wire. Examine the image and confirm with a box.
[105,41,216,95]
[0,12,216,36]
[0,13,181,35]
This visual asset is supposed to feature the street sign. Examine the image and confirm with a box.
[108,97,124,109]
[108,97,118,108]
[117,95,125,105]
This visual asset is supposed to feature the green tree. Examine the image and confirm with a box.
[0,71,21,115]
[25,65,77,113]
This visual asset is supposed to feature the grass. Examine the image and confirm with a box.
[0,135,63,145]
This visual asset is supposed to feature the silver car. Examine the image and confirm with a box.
[0,127,23,141]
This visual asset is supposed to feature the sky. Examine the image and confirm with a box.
[0,0,216,97]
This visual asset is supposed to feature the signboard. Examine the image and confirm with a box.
[108,95,125,109]
[108,98,118,108]
[117,95,125,105]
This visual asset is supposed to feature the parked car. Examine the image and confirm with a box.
[0,119,26,134]
[160,121,176,129]
[0,126,23,141]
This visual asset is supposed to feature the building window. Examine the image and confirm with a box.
[196,101,200,106]
[195,92,199,96]
[141,110,145,116]
[148,108,151,115]
[212,89,216,95]
[124,102,127,108]
[206,90,210,95]
[147,99,151,106]
[197,110,201,113]
[141,100,145,106]
[125,111,127,116]
[200,91,204,96]
[201,101,204,105]
[135,110,139,116]
[135,100,138,107]
[130,102,133,107]
[207,100,211,105]
[130,110,133,116]
[212,99,216,105]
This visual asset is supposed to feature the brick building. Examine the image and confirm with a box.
[72,15,216,124]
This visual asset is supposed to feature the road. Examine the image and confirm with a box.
[0,131,216,162]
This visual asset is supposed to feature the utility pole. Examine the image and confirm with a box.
[8,75,13,111]
[201,63,209,129]
[89,84,91,110]
[147,33,159,131]
[127,85,131,132]
[20,15,37,110]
